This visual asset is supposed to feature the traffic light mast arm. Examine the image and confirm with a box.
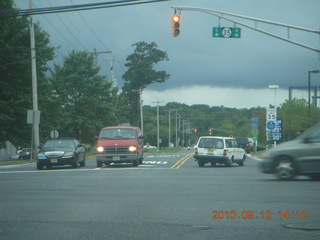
[171,6,320,54]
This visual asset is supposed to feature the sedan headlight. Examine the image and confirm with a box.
[63,152,75,158]
[128,146,137,152]
[37,153,46,159]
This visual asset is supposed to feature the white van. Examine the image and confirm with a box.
[194,136,246,167]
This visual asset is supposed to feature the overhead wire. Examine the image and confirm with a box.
[70,0,109,51]
[0,0,172,18]
[45,0,87,50]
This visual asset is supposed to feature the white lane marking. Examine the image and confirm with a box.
[146,155,180,158]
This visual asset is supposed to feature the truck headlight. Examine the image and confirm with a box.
[97,147,104,153]
[128,146,137,152]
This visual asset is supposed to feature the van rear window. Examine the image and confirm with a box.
[198,138,223,149]
[99,128,137,140]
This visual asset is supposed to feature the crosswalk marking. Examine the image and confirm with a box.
[143,161,168,165]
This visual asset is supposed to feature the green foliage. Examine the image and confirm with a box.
[122,41,170,90]
[48,50,117,144]
[0,0,54,147]
[121,41,170,126]
[278,99,320,140]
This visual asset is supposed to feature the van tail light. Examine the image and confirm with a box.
[246,143,250,147]
[195,148,198,155]
[223,149,227,157]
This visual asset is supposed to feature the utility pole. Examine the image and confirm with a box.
[29,0,39,160]
[109,58,121,88]
[139,89,144,134]
[153,101,162,150]
[175,109,179,148]
[165,109,177,147]
[103,58,121,88]
[92,48,112,66]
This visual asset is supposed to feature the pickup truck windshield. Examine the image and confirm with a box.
[99,128,137,140]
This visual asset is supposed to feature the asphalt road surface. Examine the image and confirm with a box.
[0,149,319,240]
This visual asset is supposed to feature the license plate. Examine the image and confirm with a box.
[113,156,120,161]
[51,159,58,163]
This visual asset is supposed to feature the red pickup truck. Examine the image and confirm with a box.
[96,126,144,167]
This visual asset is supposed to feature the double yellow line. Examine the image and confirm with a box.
[171,152,194,169]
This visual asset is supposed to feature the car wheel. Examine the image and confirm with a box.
[274,156,296,180]
[133,159,138,167]
[72,159,78,168]
[211,162,216,167]
[37,164,43,170]
[198,161,205,167]
[309,174,320,180]
[138,156,143,164]
[97,161,103,168]
[80,158,86,167]
[239,156,245,166]
[226,158,232,167]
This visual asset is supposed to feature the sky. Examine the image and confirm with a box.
[14,0,320,109]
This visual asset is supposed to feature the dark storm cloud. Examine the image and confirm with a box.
[15,0,320,92]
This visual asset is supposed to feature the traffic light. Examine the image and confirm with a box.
[193,129,198,134]
[209,129,212,135]
[171,15,180,37]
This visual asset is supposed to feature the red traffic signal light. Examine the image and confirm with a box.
[193,129,198,133]
[171,15,180,37]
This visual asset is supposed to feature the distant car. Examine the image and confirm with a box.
[19,148,32,160]
[144,145,156,150]
[259,123,320,180]
[37,138,86,170]
[235,137,251,153]
[194,136,246,167]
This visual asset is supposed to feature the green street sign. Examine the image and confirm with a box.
[212,27,241,38]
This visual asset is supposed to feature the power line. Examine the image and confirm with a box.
[70,0,109,51]
[0,0,172,18]
[45,0,87,50]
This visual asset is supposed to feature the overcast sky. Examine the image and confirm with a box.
[14,0,320,108]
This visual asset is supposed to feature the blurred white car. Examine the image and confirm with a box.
[144,145,156,150]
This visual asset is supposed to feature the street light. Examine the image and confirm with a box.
[308,70,320,108]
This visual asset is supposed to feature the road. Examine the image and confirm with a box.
[0,149,319,240]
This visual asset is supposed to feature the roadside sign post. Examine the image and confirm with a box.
[251,117,259,152]
[266,108,282,146]
[27,110,41,162]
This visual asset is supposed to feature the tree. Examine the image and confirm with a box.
[0,0,54,147]
[49,50,117,144]
[121,41,170,126]
[278,99,320,140]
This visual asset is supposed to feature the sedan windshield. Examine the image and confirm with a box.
[43,140,75,149]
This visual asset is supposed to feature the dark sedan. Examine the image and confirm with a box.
[37,138,86,170]
[235,137,251,153]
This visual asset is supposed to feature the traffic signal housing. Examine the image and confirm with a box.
[209,128,212,135]
[171,15,180,37]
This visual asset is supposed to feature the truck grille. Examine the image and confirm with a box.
[104,147,129,154]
